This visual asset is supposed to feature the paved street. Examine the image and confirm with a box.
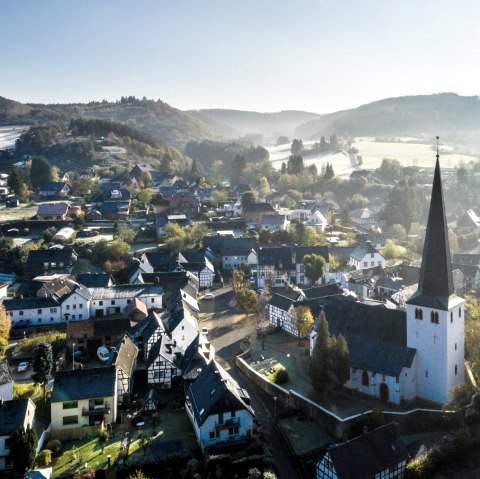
[199,287,306,479]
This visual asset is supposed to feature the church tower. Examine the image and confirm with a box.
[406,142,464,404]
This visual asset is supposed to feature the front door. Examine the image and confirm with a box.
[379,383,389,402]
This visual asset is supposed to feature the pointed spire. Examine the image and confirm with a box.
[417,137,453,302]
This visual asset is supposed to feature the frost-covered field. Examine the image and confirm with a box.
[0,126,27,150]
[267,138,479,178]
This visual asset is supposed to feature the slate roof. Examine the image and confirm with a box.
[243,202,276,214]
[52,367,116,402]
[269,294,294,312]
[141,312,165,344]
[138,271,198,291]
[350,242,379,261]
[89,284,163,300]
[301,284,344,300]
[0,360,13,385]
[327,423,409,479]
[110,336,138,378]
[457,209,480,228]
[4,296,59,311]
[295,245,329,263]
[187,360,253,426]
[408,156,455,310]
[0,399,31,436]
[25,247,77,275]
[93,317,132,337]
[39,182,68,193]
[317,296,415,376]
[143,252,178,272]
[258,245,295,269]
[453,254,480,266]
[75,273,113,288]
[261,214,285,225]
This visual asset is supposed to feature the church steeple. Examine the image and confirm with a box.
[409,137,453,308]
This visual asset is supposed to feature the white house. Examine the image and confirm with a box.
[89,285,163,318]
[304,210,328,233]
[0,362,13,401]
[60,285,92,322]
[0,399,36,471]
[261,214,290,232]
[349,242,386,270]
[295,245,330,286]
[185,359,254,452]
[4,297,61,328]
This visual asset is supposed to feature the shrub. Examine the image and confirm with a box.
[13,383,40,399]
[45,439,62,456]
[273,368,289,384]
[35,449,52,468]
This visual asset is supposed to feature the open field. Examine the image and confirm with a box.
[0,203,37,222]
[0,125,27,150]
[267,138,479,178]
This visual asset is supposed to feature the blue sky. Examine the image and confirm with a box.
[1,0,479,113]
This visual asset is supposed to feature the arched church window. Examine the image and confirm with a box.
[415,308,423,320]
[459,308,462,318]
[430,311,439,324]
[361,370,369,386]
[451,312,453,323]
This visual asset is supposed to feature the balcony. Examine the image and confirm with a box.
[215,417,240,430]
[82,404,111,416]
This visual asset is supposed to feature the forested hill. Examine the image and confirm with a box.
[189,109,321,141]
[295,93,480,141]
[0,96,218,150]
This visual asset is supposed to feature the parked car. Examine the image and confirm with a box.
[17,361,29,372]
[97,346,111,363]
[203,293,214,300]
[201,327,209,337]
[68,350,90,364]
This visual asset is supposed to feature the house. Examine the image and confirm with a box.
[0,362,13,401]
[304,210,328,233]
[50,367,117,436]
[0,399,36,470]
[315,423,410,479]
[218,237,257,271]
[243,203,276,227]
[349,169,377,183]
[290,200,319,221]
[456,208,480,234]
[257,245,295,288]
[140,312,166,362]
[130,163,154,182]
[169,194,200,216]
[75,274,113,289]
[155,214,191,238]
[89,285,163,318]
[261,214,289,232]
[98,201,130,220]
[4,297,61,328]
[38,182,70,197]
[36,202,70,220]
[349,242,386,270]
[124,258,154,284]
[268,294,296,334]
[185,359,254,452]
[143,389,164,412]
[109,336,138,405]
[123,297,148,322]
[349,208,378,229]
[176,250,215,289]
[295,245,330,286]
[25,247,78,277]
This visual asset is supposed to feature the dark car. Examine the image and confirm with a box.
[68,350,90,363]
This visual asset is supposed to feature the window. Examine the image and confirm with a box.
[79,314,82,319]
[371,253,374,258]
[151,298,154,303]
[66,305,70,310]
[99,301,103,306]
[363,262,368,267]
[430,311,439,324]
[38,318,42,322]
[4,438,10,450]
[50,317,54,321]
[459,308,462,317]
[111,300,115,305]
[415,308,423,320]
[72,315,75,320]
[209,432,215,439]
[37,309,42,314]
[79,304,83,309]
[73,304,76,310]
[455,343,457,350]
[19,311,24,316]
[378,261,382,266]
[218,412,224,425]
[62,415,78,425]
[127,299,131,304]
[231,411,236,418]
[425,370,429,378]
[455,365,458,375]
[228,427,239,435]
[361,371,369,386]
[371,262,374,267]
[94,399,104,406]
[50,308,57,313]
[451,312,453,323]
[63,401,78,409]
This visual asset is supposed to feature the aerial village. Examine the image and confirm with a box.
[0,126,480,479]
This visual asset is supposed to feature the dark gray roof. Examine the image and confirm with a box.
[25,247,77,275]
[318,296,415,376]
[350,242,378,261]
[187,360,253,426]
[328,423,409,479]
[328,246,356,260]
[39,181,68,193]
[269,294,294,312]
[409,155,453,309]
[75,273,113,288]
[4,296,59,311]
[51,366,116,402]
[453,254,480,266]
[0,399,32,436]
[110,336,138,378]
[301,284,343,300]
[258,245,295,269]
[243,202,276,214]
[93,317,132,337]
[295,245,329,263]
[141,312,165,344]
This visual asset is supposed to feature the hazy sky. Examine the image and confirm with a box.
[1,0,479,113]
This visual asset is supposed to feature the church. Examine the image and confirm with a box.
[310,152,464,405]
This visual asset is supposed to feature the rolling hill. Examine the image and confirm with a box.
[294,93,480,147]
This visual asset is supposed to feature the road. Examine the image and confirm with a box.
[199,287,305,479]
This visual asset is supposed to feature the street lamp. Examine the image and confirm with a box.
[273,396,278,420]
[72,343,75,371]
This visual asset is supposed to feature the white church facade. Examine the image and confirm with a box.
[309,152,464,405]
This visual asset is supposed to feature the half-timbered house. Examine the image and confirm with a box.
[109,335,138,405]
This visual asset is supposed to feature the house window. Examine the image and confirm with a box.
[455,343,457,350]
[209,432,215,439]
[62,415,79,425]
[79,304,83,309]
[72,315,75,320]
[370,253,374,258]
[19,311,24,316]
[99,301,103,306]
[371,261,374,267]
[425,370,429,378]
[431,311,439,324]
[94,399,104,406]
[111,300,115,305]
[37,309,42,314]
[361,371,369,386]
[73,304,77,310]
[151,298,154,303]
[38,318,42,322]
[50,308,57,313]
[363,262,368,267]
[63,401,78,409]
[218,412,224,425]
[228,427,239,435]
[127,299,131,304]
[50,317,54,321]
[378,261,382,266]
[66,305,70,310]
[79,314,82,319]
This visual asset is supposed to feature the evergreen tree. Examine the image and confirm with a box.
[287,155,304,175]
[320,136,327,151]
[291,139,304,156]
[9,425,38,476]
[241,191,256,208]
[32,342,53,398]
[324,162,335,180]
[309,313,330,392]
[30,156,54,187]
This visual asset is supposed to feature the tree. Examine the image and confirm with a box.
[97,428,109,453]
[30,156,55,187]
[324,162,335,180]
[232,269,247,293]
[35,449,52,468]
[291,139,304,156]
[287,155,304,175]
[241,191,256,208]
[43,226,57,242]
[259,176,271,198]
[188,223,208,248]
[0,305,10,358]
[8,168,29,200]
[32,342,53,398]
[164,223,186,253]
[113,224,136,244]
[137,189,153,207]
[236,289,258,317]
[212,189,228,204]
[127,470,151,479]
[309,313,349,396]
[292,306,314,341]
[303,254,326,285]
[9,425,38,476]
[210,160,224,185]
[387,224,407,241]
